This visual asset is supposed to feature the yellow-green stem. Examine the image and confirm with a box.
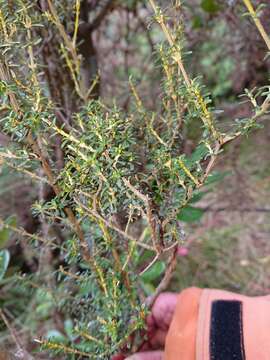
[242,0,270,51]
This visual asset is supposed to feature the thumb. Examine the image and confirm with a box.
[125,351,164,360]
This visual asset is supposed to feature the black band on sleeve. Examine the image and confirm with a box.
[210,300,246,360]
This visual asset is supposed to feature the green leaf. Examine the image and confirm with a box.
[205,171,230,185]
[64,319,74,340]
[0,228,9,249]
[140,261,166,283]
[0,250,10,280]
[46,329,67,344]
[177,206,204,223]
[201,0,220,13]
[192,15,203,29]
[0,216,16,249]
[189,144,209,163]
[140,282,155,296]
[189,191,209,204]
[135,249,155,266]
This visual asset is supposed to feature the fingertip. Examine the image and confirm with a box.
[153,292,178,308]
[152,293,178,314]
[151,292,178,326]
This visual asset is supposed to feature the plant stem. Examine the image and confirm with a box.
[0,309,34,360]
[148,0,220,141]
[242,0,270,51]
[146,246,178,308]
[148,0,190,87]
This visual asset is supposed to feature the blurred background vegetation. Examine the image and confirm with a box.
[0,0,270,358]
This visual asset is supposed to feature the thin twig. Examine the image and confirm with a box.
[0,217,60,248]
[123,178,162,253]
[34,339,92,358]
[74,198,154,251]
[148,0,220,141]
[199,142,221,185]
[148,0,190,87]
[139,253,160,275]
[242,0,270,51]
[145,247,178,308]
[0,309,34,360]
[89,0,116,31]
[72,0,80,46]
[46,0,87,101]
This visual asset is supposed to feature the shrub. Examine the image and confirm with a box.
[0,0,269,358]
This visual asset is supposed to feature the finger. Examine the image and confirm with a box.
[111,355,125,360]
[125,351,164,360]
[148,329,167,349]
[138,329,166,351]
[149,293,178,331]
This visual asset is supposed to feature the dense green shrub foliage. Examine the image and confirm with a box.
[0,0,269,358]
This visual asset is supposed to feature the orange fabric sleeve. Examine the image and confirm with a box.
[165,287,270,360]
[164,287,202,360]
[196,289,270,360]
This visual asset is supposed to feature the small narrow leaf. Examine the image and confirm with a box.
[189,143,209,163]
[177,206,204,223]
[46,329,67,344]
[205,171,229,185]
[0,229,9,249]
[189,191,209,204]
[201,0,220,13]
[140,261,166,282]
[0,216,16,249]
[0,250,10,280]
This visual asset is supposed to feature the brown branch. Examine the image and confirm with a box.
[78,0,100,98]
[199,142,222,186]
[201,97,270,182]
[89,0,116,31]
[123,178,163,253]
[0,309,34,360]
[145,246,178,308]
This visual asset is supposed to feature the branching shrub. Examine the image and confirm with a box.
[0,0,269,358]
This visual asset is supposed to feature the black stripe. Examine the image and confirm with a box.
[210,300,246,360]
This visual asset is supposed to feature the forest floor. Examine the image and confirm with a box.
[172,121,270,295]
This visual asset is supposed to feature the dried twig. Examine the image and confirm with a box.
[145,246,178,308]
[0,309,34,360]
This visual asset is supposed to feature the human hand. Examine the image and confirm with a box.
[125,292,178,360]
